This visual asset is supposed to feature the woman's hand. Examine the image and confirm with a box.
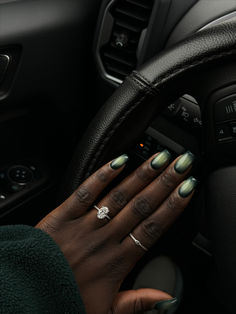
[36,151,197,314]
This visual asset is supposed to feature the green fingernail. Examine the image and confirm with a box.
[174,151,195,174]
[151,149,171,170]
[110,154,129,170]
[179,176,198,198]
[154,298,178,314]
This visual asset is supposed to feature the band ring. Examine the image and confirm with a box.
[94,205,111,220]
[129,233,148,252]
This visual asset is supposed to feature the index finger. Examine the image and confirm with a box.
[56,154,129,219]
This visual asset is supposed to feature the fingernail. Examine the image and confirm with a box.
[154,298,178,314]
[151,149,171,170]
[110,154,129,170]
[179,176,198,198]
[174,151,195,174]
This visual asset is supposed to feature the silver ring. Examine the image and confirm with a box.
[129,233,148,252]
[94,205,111,220]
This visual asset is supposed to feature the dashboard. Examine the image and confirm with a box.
[94,0,236,86]
[92,0,236,159]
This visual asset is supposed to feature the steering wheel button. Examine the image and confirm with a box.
[164,102,180,117]
[215,95,236,122]
[216,125,232,142]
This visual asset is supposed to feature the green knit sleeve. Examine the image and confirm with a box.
[0,225,86,314]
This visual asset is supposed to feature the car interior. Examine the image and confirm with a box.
[1,0,236,313]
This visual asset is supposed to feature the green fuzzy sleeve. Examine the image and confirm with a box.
[0,225,86,314]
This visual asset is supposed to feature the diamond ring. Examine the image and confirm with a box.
[94,205,111,220]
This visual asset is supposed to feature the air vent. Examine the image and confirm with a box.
[100,0,155,82]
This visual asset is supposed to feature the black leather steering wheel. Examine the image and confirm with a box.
[64,18,236,313]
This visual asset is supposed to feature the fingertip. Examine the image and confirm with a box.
[150,149,172,170]
[178,176,198,199]
[135,289,174,312]
[174,151,195,175]
[154,297,178,312]
[110,154,129,170]
[112,289,173,314]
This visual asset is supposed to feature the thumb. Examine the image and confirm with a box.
[111,289,178,314]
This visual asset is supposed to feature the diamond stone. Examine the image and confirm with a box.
[97,206,109,219]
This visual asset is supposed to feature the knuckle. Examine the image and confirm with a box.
[158,169,176,189]
[75,186,92,204]
[110,190,128,209]
[136,164,153,182]
[84,236,106,256]
[166,194,181,212]
[84,242,100,257]
[141,219,163,243]
[132,197,152,219]
[95,169,109,183]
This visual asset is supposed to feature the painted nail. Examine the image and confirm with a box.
[174,151,195,174]
[110,154,129,170]
[179,176,198,198]
[154,298,178,314]
[151,149,171,170]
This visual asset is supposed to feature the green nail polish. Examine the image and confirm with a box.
[179,176,198,198]
[110,154,129,170]
[154,298,178,314]
[151,150,171,170]
[174,151,195,174]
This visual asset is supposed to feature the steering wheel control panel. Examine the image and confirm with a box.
[163,95,202,132]
[0,161,50,217]
[205,86,236,162]
[214,95,236,143]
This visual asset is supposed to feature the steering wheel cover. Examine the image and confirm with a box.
[65,18,236,195]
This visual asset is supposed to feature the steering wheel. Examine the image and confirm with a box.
[64,18,236,313]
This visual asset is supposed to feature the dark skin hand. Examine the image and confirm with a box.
[36,151,196,314]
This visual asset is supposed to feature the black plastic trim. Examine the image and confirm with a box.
[0,0,102,110]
